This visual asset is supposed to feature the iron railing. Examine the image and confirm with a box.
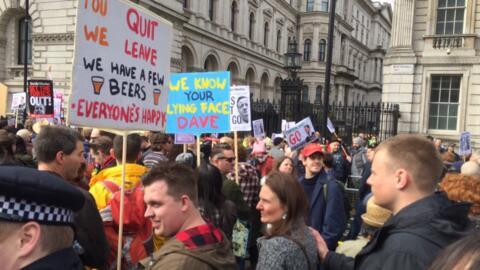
[251,99,400,145]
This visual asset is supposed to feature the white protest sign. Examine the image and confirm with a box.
[174,134,196,145]
[327,118,335,133]
[11,92,26,110]
[459,131,472,156]
[287,121,296,130]
[284,117,315,150]
[7,117,15,127]
[272,133,283,140]
[69,0,172,131]
[230,85,251,131]
[252,119,265,139]
[281,119,287,132]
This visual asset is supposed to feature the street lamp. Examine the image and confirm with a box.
[280,38,303,121]
[283,38,302,78]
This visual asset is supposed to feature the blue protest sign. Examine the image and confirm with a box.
[166,72,230,135]
[459,131,471,156]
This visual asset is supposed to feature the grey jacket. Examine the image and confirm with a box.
[256,226,319,270]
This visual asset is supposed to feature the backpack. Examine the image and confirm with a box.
[101,180,152,269]
[322,177,352,222]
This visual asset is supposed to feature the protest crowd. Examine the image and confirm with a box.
[1,115,480,270]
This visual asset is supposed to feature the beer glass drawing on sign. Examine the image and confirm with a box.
[91,76,105,95]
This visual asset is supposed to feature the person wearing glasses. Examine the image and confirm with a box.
[210,143,251,222]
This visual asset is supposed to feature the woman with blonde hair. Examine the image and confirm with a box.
[256,172,318,270]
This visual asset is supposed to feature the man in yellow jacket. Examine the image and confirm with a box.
[89,133,148,210]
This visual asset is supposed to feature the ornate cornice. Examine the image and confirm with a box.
[32,32,75,44]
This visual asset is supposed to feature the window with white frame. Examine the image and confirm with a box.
[318,39,326,62]
[304,39,312,61]
[264,22,269,47]
[249,13,255,40]
[436,0,465,35]
[306,0,314,12]
[320,0,329,11]
[428,75,461,130]
[18,18,32,65]
[209,0,215,21]
[302,85,309,102]
[276,29,281,52]
[315,86,322,103]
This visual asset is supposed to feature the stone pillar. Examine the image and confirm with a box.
[382,0,417,134]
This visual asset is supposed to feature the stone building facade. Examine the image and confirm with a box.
[0,0,391,116]
[383,0,479,146]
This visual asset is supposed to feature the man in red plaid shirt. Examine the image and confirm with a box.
[139,162,235,270]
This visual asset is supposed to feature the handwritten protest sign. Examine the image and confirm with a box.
[230,86,251,131]
[459,131,471,156]
[252,119,265,139]
[166,72,230,135]
[284,117,315,150]
[27,80,54,118]
[69,0,172,131]
[174,134,195,145]
[11,92,26,111]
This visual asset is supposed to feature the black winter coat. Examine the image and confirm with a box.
[324,192,473,270]
[22,247,84,270]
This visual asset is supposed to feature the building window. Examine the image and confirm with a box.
[319,39,326,62]
[249,13,255,40]
[209,0,215,21]
[183,0,188,8]
[18,17,32,65]
[436,0,465,35]
[315,86,322,103]
[276,30,281,52]
[303,39,312,61]
[428,75,460,130]
[231,1,237,32]
[302,85,309,102]
[264,22,269,47]
[320,0,329,11]
[306,0,314,12]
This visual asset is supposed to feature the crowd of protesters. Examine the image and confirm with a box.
[1,116,480,270]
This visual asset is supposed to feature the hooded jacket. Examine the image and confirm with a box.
[139,232,236,270]
[89,163,148,210]
[324,192,473,270]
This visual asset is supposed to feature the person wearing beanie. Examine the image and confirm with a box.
[251,140,275,177]
[351,136,368,177]
[336,196,392,257]
[0,166,85,269]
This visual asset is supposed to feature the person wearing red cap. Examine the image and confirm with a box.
[298,143,347,250]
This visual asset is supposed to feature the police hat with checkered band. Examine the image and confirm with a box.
[0,166,84,226]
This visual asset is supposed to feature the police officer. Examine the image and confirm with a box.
[0,166,85,269]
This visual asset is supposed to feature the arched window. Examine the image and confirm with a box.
[303,39,312,61]
[249,13,255,40]
[18,17,32,65]
[315,86,322,103]
[264,22,269,47]
[231,1,237,32]
[276,30,281,52]
[302,85,309,102]
[319,39,326,62]
[209,0,215,21]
